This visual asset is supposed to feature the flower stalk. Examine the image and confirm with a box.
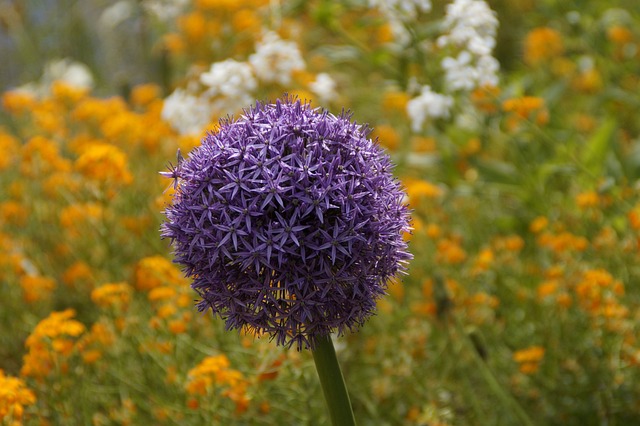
[312,334,357,426]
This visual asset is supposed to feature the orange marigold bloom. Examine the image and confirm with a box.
[179,12,207,44]
[130,83,161,107]
[502,96,545,118]
[576,191,600,209]
[513,346,545,374]
[21,309,86,379]
[75,143,133,186]
[406,179,443,204]
[51,81,89,104]
[62,261,94,288]
[537,280,559,300]
[0,131,20,171]
[436,238,467,264]
[91,282,132,309]
[372,124,400,151]
[628,207,640,230]
[0,369,37,421]
[524,27,564,66]
[1,90,37,115]
[133,255,187,291]
[607,26,633,45]
[529,216,548,233]
[470,85,500,114]
[472,248,494,273]
[20,274,56,303]
[382,90,410,113]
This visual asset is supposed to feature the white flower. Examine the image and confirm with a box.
[200,59,257,111]
[98,1,133,29]
[143,0,189,23]
[438,0,499,91]
[437,0,497,55]
[309,73,338,103]
[249,32,305,86]
[406,86,454,132]
[42,58,94,90]
[369,0,432,21]
[161,89,213,136]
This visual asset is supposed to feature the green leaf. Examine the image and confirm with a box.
[580,118,617,178]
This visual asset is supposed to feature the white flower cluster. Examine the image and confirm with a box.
[143,0,189,23]
[249,31,305,86]
[406,85,454,132]
[161,89,215,136]
[163,31,340,135]
[17,58,94,97]
[369,0,432,21]
[437,0,499,90]
[200,59,257,112]
[309,73,338,103]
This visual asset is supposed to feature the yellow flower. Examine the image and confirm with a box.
[0,201,28,227]
[472,248,494,274]
[529,216,548,233]
[179,12,207,44]
[19,274,56,303]
[0,369,37,422]
[130,83,161,108]
[502,96,548,128]
[75,143,133,186]
[0,131,20,170]
[607,26,633,45]
[513,346,545,374]
[21,136,71,176]
[436,238,467,264]
[1,90,37,115]
[382,90,409,113]
[372,124,400,151]
[536,280,559,300]
[576,191,600,208]
[185,354,250,413]
[133,256,187,291]
[148,286,177,302]
[51,80,89,104]
[60,203,104,238]
[405,179,443,206]
[91,282,132,309]
[62,261,94,288]
[524,27,564,66]
[21,309,86,379]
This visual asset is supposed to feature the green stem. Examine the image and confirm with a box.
[312,334,357,426]
[453,316,535,426]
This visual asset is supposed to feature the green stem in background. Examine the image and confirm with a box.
[452,316,535,426]
[312,334,357,426]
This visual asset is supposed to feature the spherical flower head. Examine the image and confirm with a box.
[161,97,412,350]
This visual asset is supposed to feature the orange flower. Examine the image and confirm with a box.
[513,346,545,374]
[529,216,548,233]
[0,369,37,421]
[576,191,600,209]
[75,143,133,186]
[372,124,400,151]
[502,96,548,128]
[436,238,467,264]
[470,85,500,114]
[607,26,633,45]
[382,90,410,113]
[21,309,86,379]
[91,282,132,309]
[524,27,564,66]
[20,275,56,303]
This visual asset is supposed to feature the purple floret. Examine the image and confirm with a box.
[161,97,412,350]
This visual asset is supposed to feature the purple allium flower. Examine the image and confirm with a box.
[161,97,412,349]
